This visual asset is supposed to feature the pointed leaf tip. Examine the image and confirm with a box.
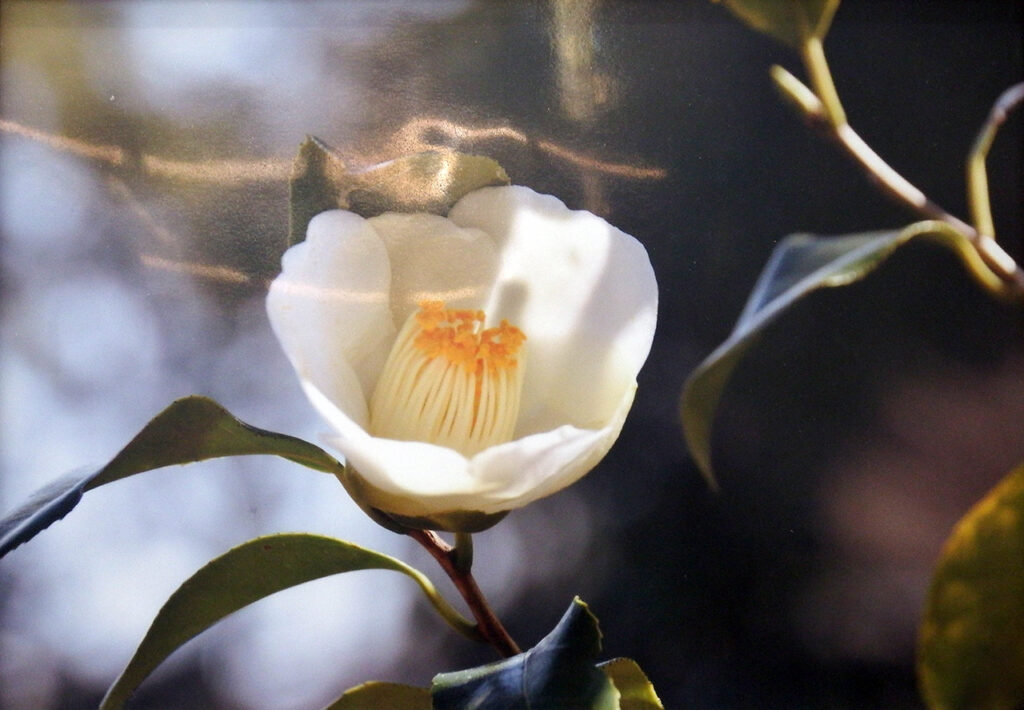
[432,597,617,710]
[0,472,91,558]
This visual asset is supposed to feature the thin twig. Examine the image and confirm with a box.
[967,82,1024,239]
[410,529,521,658]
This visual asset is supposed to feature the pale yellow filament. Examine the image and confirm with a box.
[369,301,526,456]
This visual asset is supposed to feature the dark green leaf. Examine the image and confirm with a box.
[101,533,446,709]
[599,658,664,709]
[712,0,840,47]
[0,472,91,559]
[681,221,1009,486]
[918,462,1024,710]
[323,681,432,710]
[288,137,510,245]
[431,597,618,710]
[0,396,342,559]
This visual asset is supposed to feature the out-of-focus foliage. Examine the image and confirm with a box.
[918,462,1024,710]
[289,137,509,244]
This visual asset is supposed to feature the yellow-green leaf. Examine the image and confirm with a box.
[600,658,664,709]
[918,462,1024,710]
[712,0,840,48]
[323,681,432,710]
[101,534,459,709]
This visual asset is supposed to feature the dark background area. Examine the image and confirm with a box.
[1,1,1022,708]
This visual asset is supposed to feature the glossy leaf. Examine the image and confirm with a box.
[918,462,1024,710]
[432,597,619,710]
[101,533,455,709]
[322,681,432,710]
[600,658,665,709]
[681,221,1009,486]
[0,396,342,559]
[712,0,840,48]
[289,136,510,244]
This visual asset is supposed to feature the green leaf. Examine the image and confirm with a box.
[681,220,1010,486]
[0,396,342,558]
[322,681,432,710]
[431,597,619,710]
[101,533,459,709]
[600,658,664,709]
[918,462,1024,710]
[712,0,840,48]
[289,136,510,244]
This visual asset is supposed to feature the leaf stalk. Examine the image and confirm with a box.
[410,529,521,658]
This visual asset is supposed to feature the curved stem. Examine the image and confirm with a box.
[800,36,846,127]
[397,557,483,644]
[967,82,1024,239]
[410,529,521,658]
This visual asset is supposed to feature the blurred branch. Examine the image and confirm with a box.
[0,119,290,184]
[2,117,665,184]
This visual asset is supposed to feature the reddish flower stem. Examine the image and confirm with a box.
[409,529,521,658]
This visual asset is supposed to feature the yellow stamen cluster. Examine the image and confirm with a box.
[369,300,526,456]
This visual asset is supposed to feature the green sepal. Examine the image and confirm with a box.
[289,137,510,245]
[335,465,508,534]
[712,0,840,48]
[431,597,619,710]
[600,658,665,709]
[681,220,1012,487]
[0,396,342,559]
[100,533,460,709]
[322,681,432,710]
[918,462,1024,710]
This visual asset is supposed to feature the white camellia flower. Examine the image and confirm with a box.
[267,185,657,531]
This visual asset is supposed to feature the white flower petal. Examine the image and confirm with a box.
[367,213,499,324]
[308,379,636,518]
[449,186,657,435]
[266,211,393,427]
[268,186,657,527]
[468,381,637,509]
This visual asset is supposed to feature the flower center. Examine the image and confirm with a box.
[369,300,526,456]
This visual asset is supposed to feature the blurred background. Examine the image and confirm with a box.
[1,1,1022,708]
